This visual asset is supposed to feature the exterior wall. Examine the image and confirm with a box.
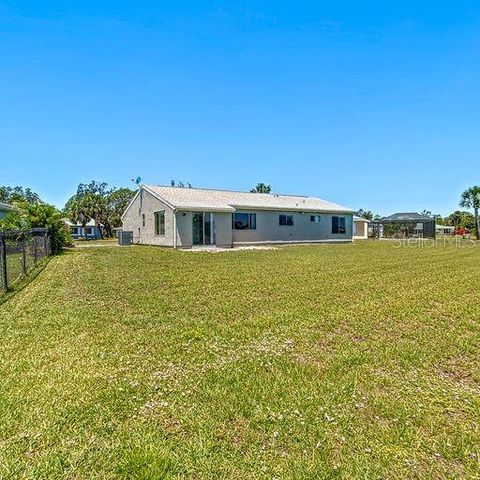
[175,212,193,247]
[122,189,175,246]
[175,211,233,248]
[213,212,233,247]
[353,221,368,239]
[232,210,353,244]
[70,226,102,240]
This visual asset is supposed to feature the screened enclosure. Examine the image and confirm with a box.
[375,213,436,239]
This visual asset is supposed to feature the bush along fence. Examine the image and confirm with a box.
[0,228,51,292]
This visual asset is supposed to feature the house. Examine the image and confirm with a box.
[65,219,103,240]
[121,185,355,248]
[0,202,18,220]
[376,212,436,239]
[436,224,455,235]
[353,216,370,240]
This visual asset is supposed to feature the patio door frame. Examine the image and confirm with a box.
[192,212,215,245]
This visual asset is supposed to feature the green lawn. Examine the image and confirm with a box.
[1,241,480,479]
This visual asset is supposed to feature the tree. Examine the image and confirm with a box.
[64,195,93,240]
[459,186,480,240]
[103,188,136,237]
[0,202,71,254]
[355,209,374,221]
[64,181,136,238]
[421,210,433,218]
[250,183,271,193]
[0,186,42,205]
[64,181,110,239]
[447,210,475,230]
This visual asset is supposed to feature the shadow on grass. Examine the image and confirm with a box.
[0,250,73,306]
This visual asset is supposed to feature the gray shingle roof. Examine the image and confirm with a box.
[144,185,354,213]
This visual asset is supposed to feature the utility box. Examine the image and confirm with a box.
[118,231,133,246]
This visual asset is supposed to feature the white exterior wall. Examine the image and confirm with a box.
[175,211,232,248]
[232,210,353,244]
[122,188,353,248]
[122,189,175,246]
[353,220,369,239]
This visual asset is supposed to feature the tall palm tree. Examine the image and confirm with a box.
[250,183,271,194]
[460,186,480,240]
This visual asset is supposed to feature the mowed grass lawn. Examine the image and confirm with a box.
[1,241,480,479]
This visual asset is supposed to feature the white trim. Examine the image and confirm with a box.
[120,188,142,222]
[121,185,178,223]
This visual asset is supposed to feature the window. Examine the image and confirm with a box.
[279,214,294,226]
[85,227,93,235]
[332,216,346,234]
[154,211,165,235]
[310,215,321,223]
[233,213,256,230]
[142,213,145,227]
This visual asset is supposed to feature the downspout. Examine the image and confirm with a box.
[173,209,177,249]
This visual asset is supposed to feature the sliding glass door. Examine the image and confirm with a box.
[192,212,214,245]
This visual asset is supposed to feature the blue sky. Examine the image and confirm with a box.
[1,1,479,215]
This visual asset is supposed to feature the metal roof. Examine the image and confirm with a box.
[0,201,18,212]
[353,216,370,222]
[64,218,99,227]
[143,185,354,213]
[379,212,434,223]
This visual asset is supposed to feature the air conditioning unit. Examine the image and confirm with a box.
[118,231,133,246]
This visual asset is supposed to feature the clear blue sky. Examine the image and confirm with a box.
[1,1,479,215]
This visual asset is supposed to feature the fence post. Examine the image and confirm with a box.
[33,231,38,264]
[22,235,27,277]
[1,234,7,292]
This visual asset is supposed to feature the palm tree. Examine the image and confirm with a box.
[250,183,271,194]
[460,186,480,240]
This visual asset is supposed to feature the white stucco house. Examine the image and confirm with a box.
[121,185,355,248]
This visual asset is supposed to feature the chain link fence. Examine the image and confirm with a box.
[0,228,51,292]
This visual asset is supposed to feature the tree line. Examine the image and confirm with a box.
[0,182,136,251]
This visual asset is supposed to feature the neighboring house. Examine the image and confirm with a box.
[353,216,370,240]
[65,219,103,240]
[121,185,355,248]
[377,212,436,239]
[0,202,18,220]
[436,224,455,235]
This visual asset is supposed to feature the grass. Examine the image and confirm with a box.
[1,240,480,479]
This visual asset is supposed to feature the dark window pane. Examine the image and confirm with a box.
[286,215,294,226]
[279,214,286,226]
[339,217,346,234]
[332,216,339,234]
[233,213,249,230]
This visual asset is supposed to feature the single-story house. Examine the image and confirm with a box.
[436,224,455,235]
[353,216,370,240]
[0,202,18,220]
[121,185,355,248]
[65,219,103,240]
[376,212,436,239]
